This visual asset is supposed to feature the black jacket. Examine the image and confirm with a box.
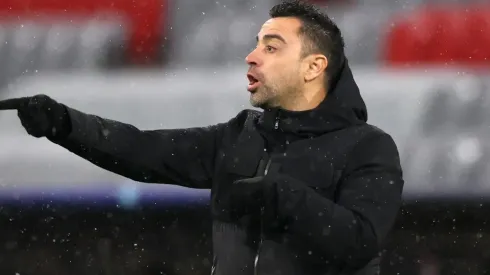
[53,59,404,275]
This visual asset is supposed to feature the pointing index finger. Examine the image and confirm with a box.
[0,97,30,110]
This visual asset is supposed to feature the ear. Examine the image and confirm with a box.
[303,54,328,82]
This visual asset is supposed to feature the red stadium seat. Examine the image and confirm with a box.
[0,0,167,65]
[464,9,490,65]
[423,9,462,64]
[383,5,490,67]
[384,11,433,66]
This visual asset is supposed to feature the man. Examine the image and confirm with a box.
[0,1,403,274]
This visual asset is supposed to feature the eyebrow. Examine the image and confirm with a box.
[256,34,287,44]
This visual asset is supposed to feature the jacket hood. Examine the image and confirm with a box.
[258,57,367,137]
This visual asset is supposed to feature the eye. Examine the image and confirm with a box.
[265,45,276,53]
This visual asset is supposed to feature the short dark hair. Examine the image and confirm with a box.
[269,0,345,87]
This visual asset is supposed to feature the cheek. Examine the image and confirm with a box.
[281,67,302,83]
[264,58,300,85]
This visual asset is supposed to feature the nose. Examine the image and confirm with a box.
[245,48,259,66]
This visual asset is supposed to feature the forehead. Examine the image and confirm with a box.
[258,17,302,41]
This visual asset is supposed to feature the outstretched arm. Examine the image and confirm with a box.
[0,95,226,189]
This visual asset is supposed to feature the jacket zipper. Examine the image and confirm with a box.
[212,158,274,275]
[254,158,271,275]
[210,256,216,275]
[254,114,279,275]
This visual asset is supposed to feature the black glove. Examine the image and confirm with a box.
[0,94,71,139]
[226,176,277,219]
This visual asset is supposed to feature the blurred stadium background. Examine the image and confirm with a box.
[1,0,490,274]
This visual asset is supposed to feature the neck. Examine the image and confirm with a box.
[279,87,326,111]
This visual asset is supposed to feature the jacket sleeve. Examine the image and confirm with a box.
[267,133,404,268]
[52,106,226,189]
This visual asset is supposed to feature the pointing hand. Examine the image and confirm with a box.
[0,94,71,139]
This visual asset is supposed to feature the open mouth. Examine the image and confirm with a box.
[247,74,258,84]
[247,74,260,92]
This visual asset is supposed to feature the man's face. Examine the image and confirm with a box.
[245,17,305,109]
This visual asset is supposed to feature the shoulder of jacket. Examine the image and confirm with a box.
[342,124,402,174]
[225,109,261,127]
[350,123,391,141]
[349,123,399,154]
